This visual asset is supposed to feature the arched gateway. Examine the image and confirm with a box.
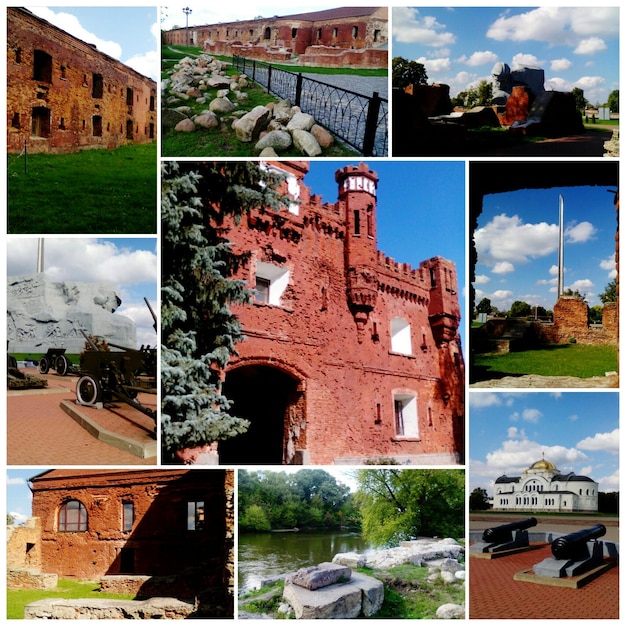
[219,363,306,464]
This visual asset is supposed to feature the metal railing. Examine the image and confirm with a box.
[233,55,387,156]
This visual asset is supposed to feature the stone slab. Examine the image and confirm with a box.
[283,579,362,619]
[514,560,615,588]
[287,562,351,590]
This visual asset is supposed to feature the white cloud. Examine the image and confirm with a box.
[577,428,619,455]
[474,274,491,285]
[7,475,26,486]
[490,289,514,303]
[492,261,514,275]
[475,213,558,266]
[461,50,499,67]
[599,256,617,279]
[486,7,618,47]
[124,49,159,81]
[566,278,594,293]
[507,426,526,439]
[574,37,607,55]
[521,408,542,423]
[469,393,502,409]
[565,221,596,243]
[27,7,122,59]
[392,7,456,47]
[550,58,572,71]
[415,56,452,74]
[596,468,619,492]
[511,53,544,69]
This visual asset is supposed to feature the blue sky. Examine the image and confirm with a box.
[469,391,619,497]
[474,183,617,311]
[26,6,159,80]
[304,160,466,343]
[7,237,158,348]
[392,6,619,105]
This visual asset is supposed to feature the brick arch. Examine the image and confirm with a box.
[220,359,308,464]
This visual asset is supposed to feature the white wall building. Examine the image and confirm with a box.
[493,457,598,512]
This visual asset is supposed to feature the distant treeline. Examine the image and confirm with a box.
[238,469,360,532]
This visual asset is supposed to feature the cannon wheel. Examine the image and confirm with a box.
[76,375,102,407]
[38,356,50,375]
[55,355,70,376]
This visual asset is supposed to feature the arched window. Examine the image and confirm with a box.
[59,500,88,531]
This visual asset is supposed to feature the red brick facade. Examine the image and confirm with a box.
[7,8,157,153]
[165,7,388,68]
[214,162,464,465]
[27,469,234,612]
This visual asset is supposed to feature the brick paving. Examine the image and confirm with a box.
[7,371,157,465]
[469,544,619,619]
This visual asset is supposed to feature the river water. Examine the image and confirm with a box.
[238,530,375,594]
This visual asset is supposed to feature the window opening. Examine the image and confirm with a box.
[353,210,361,235]
[92,73,103,98]
[390,317,412,355]
[352,26,359,39]
[123,502,134,531]
[255,262,290,306]
[187,500,205,530]
[92,115,102,137]
[394,394,418,438]
[33,50,52,82]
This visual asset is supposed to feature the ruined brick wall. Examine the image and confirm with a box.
[540,297,618,345]
[211,162,463,464]
[6,517,42,570]
[165,7,388,55]
[299,46,387,69]
[30,469,233,607]
[7,8,157,153]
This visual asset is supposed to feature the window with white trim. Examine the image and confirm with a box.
[255,262,289,306]
[393,393,418,438]
[390,317,412,355]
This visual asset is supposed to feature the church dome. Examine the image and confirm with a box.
[528,458,556,471]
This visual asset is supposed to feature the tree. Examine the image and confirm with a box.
[508,300,531,318]
[392,56,428,90]
[355,469,464,546]
[589,304,603,324]
[571,87,587,112]
[453,81,493,109]
[239,504,271,531]
[607,90,619,113]
[476,297,492,315]
[161,162,290,462]
[469,487,491,511]
[599,279,617,304]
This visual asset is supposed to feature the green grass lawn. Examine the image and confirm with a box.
[7,143,157,234]
[7,579,135,619]
[473,343,618,380]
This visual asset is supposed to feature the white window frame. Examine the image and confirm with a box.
[393,393,419,438]
[255,261,289,306]
[390,317,412,355]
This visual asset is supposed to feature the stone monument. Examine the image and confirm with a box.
[7,273,136,354]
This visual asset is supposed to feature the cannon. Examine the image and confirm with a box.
[482,517,537,544]
[551,524,606,560]
[38,348,80,376]
[75,298,157,422]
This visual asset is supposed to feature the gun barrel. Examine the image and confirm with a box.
[551,524,606,559]
[482,517,537,543]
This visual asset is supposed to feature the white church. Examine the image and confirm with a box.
[493,456,598,512]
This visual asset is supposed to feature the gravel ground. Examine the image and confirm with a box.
[300,73,388,99]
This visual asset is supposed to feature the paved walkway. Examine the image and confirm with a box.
[7,370,157,465]
[470,543,618,618]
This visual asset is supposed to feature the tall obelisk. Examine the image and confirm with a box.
[557,195,564,296]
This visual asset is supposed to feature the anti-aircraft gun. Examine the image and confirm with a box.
[75,298,157,421]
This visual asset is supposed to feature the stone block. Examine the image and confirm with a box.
[287,562,351,590]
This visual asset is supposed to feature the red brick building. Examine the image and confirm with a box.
[22,469,234,614]
[7,8,157,153]
[215,162,464,465]
[163,7,388,67]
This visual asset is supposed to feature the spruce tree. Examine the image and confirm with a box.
[161,161,289,462]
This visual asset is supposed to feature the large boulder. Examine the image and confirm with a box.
[255,130,293,152]
[287,563,351,591]
[233,106,272,142]
[292,129,322,157]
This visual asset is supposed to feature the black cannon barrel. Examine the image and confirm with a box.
[551,524,606,560]
[482,517,538,543]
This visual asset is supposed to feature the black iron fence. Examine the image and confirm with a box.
[233,55,388,156]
